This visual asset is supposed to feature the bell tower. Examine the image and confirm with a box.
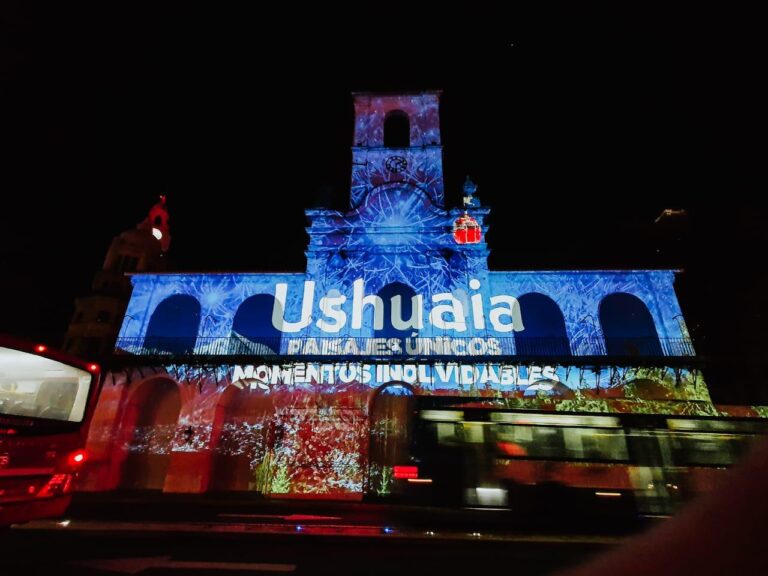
[63,196,171,358]
[350,92,445,208]
[305,91,490,300]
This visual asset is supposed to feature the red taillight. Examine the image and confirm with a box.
[393,465,419,479]
[35,344,47,353]
[88,363,99,372]
[37,474,73,498]
[68,449,87,467]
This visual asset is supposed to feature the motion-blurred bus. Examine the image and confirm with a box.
[388,400,767,519]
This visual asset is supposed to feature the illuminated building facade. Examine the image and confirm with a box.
[79,92,759,501]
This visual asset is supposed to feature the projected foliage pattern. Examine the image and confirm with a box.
[85,362,732,497]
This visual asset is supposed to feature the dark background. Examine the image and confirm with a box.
[1,4,765,402]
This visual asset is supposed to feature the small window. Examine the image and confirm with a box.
[384,110,410,147]
[117,255,139,273]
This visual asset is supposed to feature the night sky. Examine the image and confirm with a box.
[1,4,764,402]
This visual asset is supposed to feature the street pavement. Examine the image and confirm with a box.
[1,492,644,575]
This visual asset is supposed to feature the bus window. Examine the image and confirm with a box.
[0,347,91,422]
[667,418,768,435]
[495,425,629,462]
[667,432,759,467]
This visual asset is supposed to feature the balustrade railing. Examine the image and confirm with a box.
[114,335,696,359]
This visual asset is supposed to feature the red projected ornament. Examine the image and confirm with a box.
[453,213,482,244]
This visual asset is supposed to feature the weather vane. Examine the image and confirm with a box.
[462,176,480,208]
[454,176,482,244]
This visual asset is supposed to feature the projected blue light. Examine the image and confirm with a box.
[116,92,692,360]
[118,269,690,358]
